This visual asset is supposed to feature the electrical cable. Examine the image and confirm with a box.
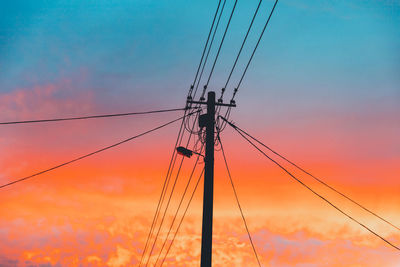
[201,0,238,100]
[217,0,278,133]
[0,108,186,125]
[154,146,204,266]
[186,0,226,134]
[145,154,187,266]
[223,117,400,251]
[143,112,198,265]
[215,0,264,133]
[0,113,195,190]
[216,0,278,136]
[184,108,203,135]
[219,0,263,102]
[189,0,222,98]
[192,0,228,100]
[231,0,279,102]
[220,116,400,232]
[217,132,262,266]
[144,107,202,266]
[160,168,204,266]
[138,109,190,267]
[140,110,191,267]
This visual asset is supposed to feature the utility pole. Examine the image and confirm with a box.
[187,91,235,267]
[200,91,215,267]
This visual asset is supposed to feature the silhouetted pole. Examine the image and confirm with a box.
[187,91,235,266]
[200,91,215,267]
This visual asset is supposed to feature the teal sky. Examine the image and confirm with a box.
[1,0,399,110]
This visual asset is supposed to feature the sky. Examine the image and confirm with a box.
[0,0,399,266]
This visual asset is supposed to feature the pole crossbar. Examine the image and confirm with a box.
[187,100,236,107]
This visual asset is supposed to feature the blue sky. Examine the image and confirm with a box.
[1,0,398,109]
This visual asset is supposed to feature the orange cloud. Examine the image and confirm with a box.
[1,80,399,266]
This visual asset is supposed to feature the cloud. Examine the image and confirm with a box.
[0,78,96,121]
[107,245,134,267]
[1,209,399,266]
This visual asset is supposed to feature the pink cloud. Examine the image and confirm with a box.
[0,79,96,121]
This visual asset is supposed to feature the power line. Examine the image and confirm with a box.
[144,79,206,266]
[219,0,263,101]
[144,109,201,266]
[218,0,278,132]
[215,0,264,133]
[142,85,203,264]
[0,107,186,125]
[189,0,222,98]
[0,113,193,190]
[154,146,204,266]
[231,0,279,102]
[223,117,400,251]
[160,168,204,266]
[220,116,400,232]
[141,154,181,267]
[145,153,187,266]
[201,0,238,100]
[140,106,200,266]
[138,110,189,267]
[145,125,200,265]
[217,132,261,266]
[192,0,228,100]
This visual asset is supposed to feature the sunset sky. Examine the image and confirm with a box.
[0,0,399,266]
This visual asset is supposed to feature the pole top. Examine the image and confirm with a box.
[187,91,236,107]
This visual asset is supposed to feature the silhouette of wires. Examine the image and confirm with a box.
[216,0,279,133]
[222,116,400,251]
[142,108,204,266]
[188,0,222,99]
[0,113,197,190]
[192,0,228,100]
[160,168,204,266]
[0,107,186,125]
[220,116,400,232]
[230,0,279,102]
[201,0,238,100]
[217,132,261,266]
[138,109,189,267]
[154,146,204,266]
[218,0,264,102]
